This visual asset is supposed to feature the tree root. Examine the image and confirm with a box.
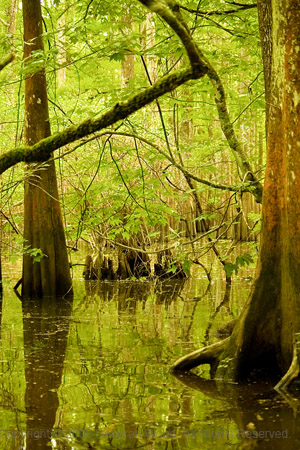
[274,345,300,392]
[171,337,229,377]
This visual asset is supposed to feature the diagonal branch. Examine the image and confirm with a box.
[205,61,263,203]
[139,0,208,75]
[97,131,254,194]
[139,1,263,203]
[0,68,200,175]
[0,0,263,209]
[0,53,15,72]
[180,3,257,17]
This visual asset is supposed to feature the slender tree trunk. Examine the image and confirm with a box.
[57,1,67,87]
[0,0,18,296]
[7,0,17,45]
[173,0,300,389]
[22,0,72,297]
[121,7,135,88]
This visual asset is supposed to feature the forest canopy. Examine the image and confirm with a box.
[0,0,265,298]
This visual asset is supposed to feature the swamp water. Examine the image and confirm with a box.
[0,264,299,449]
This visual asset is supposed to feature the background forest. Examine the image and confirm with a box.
[0,0,264,283]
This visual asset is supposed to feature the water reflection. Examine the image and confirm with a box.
[84,279,187,308]
[3,267,298,450]
[174,367,300,449]
[52,277,234,450]
[22,297,73,449]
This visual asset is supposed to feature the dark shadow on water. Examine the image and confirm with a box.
[22,296,73,449]
[173,371,300,449]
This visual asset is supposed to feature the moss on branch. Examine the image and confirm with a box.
[139,0,208,76]
[139,1,262,204]
[0,68,202,175]
[205,64,263,203]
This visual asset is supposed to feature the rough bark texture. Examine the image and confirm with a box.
[217,0,300,384]
[22,0,72,297]
[257,0,272,126]
[174,0,300,389]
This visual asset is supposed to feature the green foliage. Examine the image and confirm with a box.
[247,212,262,233]
[224,253,254,278]
[0,0,264,275]
[22,49,46,75]
[22,245,47,263]
[182,257,193,276]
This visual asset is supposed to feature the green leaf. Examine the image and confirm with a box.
[182,258,193,276]
[224,263,238,277]
[109,51,125,61]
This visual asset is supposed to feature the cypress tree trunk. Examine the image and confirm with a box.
[21,0,72,297]
[173,0,300,389]
[220,0,300,384]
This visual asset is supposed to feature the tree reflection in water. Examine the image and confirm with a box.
[22,297,73,450]
[173,370,300,450]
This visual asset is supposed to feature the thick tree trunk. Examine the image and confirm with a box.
[173,0,300,389]
[22,0,72,297]
[218,0,300,384]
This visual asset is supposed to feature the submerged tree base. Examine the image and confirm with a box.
[173,0,300,394]
[172,282,300,392]
[172,338,229,379]
[83,244,189,281]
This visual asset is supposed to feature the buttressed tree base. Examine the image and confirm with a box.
[172,0,300,392]
[22,0,72,298]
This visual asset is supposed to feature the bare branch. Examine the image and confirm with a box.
[95,130,252,194]
[0,0,263,210]
[0,17,9,27]
[139,2,263,203]
[180,3,257,16]
[0,53,15,72]
[204,61,263,203]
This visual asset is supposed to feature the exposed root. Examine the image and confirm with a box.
[274,345,300,392]
[171,337,229,376]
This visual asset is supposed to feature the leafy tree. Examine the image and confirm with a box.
[0,0,264,288]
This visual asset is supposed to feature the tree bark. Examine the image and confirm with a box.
[22,0,72,297]
[173,0,300,389]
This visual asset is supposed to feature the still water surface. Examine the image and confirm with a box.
[0,267,299,449]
